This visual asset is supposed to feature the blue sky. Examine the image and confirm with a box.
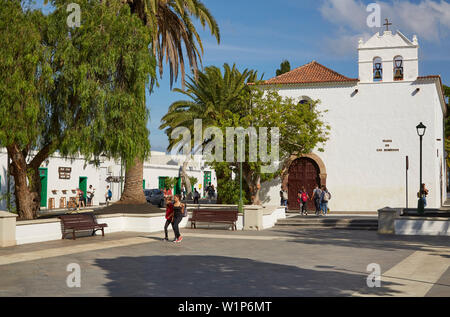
[33,0,450,151]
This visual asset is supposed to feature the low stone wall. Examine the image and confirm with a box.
[378,207,450,236]
[395,217,450,236]
[7,205,286,246]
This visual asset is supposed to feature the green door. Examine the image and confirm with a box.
[175,177,182,195]
[79,177,87,199]
[203,171,211,192]
[39,168,48,207]
[143,179,146,190]
[158,177,167,190]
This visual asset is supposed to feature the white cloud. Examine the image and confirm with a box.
[320,0,450,55]
[320,0,368,32]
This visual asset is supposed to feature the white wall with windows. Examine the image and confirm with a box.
[0,149,217,212]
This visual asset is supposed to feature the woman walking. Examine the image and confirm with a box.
[172,194,185,243]
[300,187,309,216]
[419,183,429,208]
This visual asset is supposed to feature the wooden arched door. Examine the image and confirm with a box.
[288,158,321,210]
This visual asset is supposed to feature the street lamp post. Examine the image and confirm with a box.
[239,141,243,214]
[416,122,427,214]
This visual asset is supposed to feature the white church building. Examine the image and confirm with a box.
[261,29,447,212]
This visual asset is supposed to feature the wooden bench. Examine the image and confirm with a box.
[189,208,238,231]
[59,213,108,240]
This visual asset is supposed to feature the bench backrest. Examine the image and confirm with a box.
[60,213,98,227]
[193,209,238,221]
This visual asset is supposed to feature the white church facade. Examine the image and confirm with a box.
[261,29,447,212]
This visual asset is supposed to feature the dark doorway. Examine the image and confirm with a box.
[288,158,321,211]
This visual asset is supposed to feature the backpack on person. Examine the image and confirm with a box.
[301,192,308,202]
[323,191,331,202]
[108,189,112,198]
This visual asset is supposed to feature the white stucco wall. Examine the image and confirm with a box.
[0,149,218,211]
[261,79,446,212]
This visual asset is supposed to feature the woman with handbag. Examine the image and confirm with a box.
[172,194,185,243]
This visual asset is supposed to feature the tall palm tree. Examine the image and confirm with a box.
[118,0,220,204]
[160,64,259,199]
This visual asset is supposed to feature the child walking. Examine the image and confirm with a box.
[163,196,174,241]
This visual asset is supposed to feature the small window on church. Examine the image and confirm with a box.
[299,96,311,105]
[394,56,404,81]
[373,57,383,82]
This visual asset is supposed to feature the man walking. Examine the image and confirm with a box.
[105,186,112,206]
[193,188,200,204]
[312,185,322,215]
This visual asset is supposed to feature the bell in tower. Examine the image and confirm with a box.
[394,56,404,81]
[373,60,383,81]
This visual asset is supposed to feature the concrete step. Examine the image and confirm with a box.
[275,216,378,230]
[275,224,378,231]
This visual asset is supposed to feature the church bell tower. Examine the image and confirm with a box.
[358,20,419,83]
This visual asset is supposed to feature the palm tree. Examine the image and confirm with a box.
[119,0,220,204]
[159,63,260,199]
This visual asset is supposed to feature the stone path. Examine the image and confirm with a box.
[0,224,449,297]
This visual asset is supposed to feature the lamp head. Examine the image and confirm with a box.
[416,122,427,137]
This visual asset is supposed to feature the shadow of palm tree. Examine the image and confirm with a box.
[95,255,402,297]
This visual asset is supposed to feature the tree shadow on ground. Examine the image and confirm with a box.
[95,255,402,297]
[269,228,450,253]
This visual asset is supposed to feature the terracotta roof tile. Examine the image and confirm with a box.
[261,61,358,85]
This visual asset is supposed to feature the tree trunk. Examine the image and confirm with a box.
[181,160,192,200]
[242,166,262,206]
[250,175,262,205]
[118,158,147,204]
[7,145,40,220]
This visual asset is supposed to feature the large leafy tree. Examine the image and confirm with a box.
[0,0,155,219]
[215,89,330,205]
[117,0,220,204]
[0,0,49,219]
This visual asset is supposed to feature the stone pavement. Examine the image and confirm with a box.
[0,224,449,297]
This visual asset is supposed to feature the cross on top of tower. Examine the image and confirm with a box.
[383,18,392,32]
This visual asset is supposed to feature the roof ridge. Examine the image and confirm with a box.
[264,60,357,85]
[270,61,314,80]
[312,61,354,80]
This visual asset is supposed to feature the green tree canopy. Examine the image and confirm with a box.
[276,60,291,76]
[0,0,155,219]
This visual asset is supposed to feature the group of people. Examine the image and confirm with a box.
[73,185,96,209]
[163,194,186,243]
[72,185,113,209]
[280,185,332,216]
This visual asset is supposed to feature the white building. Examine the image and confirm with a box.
[261,29,447,212]
[0,149,217,211]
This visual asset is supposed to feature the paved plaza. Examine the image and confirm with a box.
[0,218,449,297]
